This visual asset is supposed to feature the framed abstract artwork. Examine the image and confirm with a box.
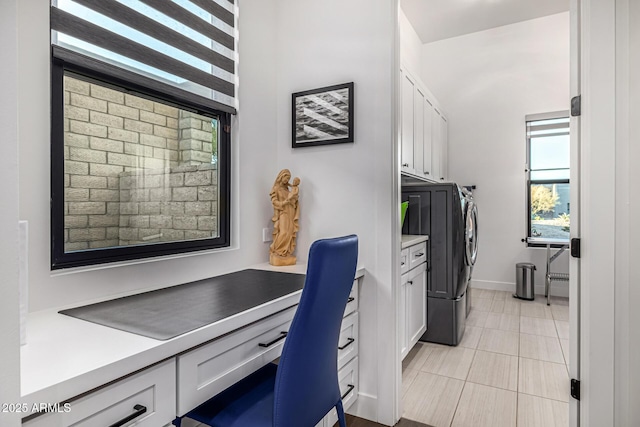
[292,82,354,148]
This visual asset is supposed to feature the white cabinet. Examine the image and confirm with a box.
[315,281,361,427]
[400,248,409,275]
[23,271,364,427]
[24,360,176,427]
[323,356,359,427]
[432,110,448,182]
[440,115,448,181]
[413,87,425,176]
[399,66,448,182]
[422,99,434,178]
[399,272,409,358]
[407,263,427,349]
[177,307,297,416]
[401,70,415,173]
[400,240,427,360]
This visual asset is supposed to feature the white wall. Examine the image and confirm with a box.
[273,1,396,423]
[420,13,571,294]
[16,0,398,424]
[19,0,279,311]
[399,8,422,77]
[0,0,22,425]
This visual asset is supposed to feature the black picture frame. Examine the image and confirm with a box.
[292,82,354,148]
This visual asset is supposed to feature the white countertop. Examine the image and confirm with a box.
[401,234,429,249]
[20,264,364,412]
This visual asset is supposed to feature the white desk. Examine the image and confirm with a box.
[21,264,364,425]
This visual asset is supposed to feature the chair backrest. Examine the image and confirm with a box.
[273,235,358,427]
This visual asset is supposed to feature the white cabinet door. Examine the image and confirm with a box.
[413,88,425,177]
[407,263,427,350]
[399,272,409,359]
[440,115,448,181]
[431,108,442,181]
[422,99,434,178]
[401,71,415,173]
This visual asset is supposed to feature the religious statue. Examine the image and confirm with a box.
[269,169,300,266]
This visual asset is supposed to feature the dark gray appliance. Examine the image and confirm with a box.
[402,182,477,346]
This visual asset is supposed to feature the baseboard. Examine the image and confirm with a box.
[349,392,377,423]
[469,279,514,293]
[470,279,569,298]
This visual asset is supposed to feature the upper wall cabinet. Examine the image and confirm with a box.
[401,70,415,173]
[400,67,448,182]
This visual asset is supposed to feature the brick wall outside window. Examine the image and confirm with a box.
[63,76,219,252]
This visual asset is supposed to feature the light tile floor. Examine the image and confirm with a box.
[402,289,570,427]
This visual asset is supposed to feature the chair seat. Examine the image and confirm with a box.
[548,272,570,281]
[186,363,277,427]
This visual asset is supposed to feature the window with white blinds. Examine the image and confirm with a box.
[51,0,237,114]
[525,112,571,245]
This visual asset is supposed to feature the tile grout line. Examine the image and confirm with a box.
[448,376,469,427]
[518,390,571,404]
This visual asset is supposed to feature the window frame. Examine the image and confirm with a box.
[525,111,570,248]
[51,52,231,270]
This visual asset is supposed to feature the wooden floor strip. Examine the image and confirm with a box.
[333,414,434,427]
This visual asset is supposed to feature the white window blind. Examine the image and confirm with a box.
[51,0,237,113]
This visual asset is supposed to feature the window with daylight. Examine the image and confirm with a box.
[50,0,237,269]
[526,112,570,246]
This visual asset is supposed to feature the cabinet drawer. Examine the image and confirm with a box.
[343,281,358,317]
[337,312,358,370]
[401,248,409,275]
[325,356,359,427]
[176,306,296,416]
[24,359,176,427]
[409,242,427,271]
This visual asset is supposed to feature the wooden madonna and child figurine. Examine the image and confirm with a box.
[269,169,301,266]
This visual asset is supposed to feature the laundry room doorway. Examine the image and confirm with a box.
[396,0,582,425]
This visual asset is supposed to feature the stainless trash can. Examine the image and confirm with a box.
[514,262,536,300]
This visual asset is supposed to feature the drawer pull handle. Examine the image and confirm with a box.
[347,297,355,303]
[401,261,405,266]
[415,252,425,257]
[408,280,413,285]
[108,404,147,427]
[258,331,288,347]
[341,384,355,400]
[338,337,355,350]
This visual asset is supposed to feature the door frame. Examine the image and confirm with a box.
[568,0,581,425]
[0,0,22,426]
[576,0,617,425]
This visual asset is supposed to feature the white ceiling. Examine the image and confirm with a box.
[400,0,570,43]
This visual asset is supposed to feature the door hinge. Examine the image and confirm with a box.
[571,238,581,258]
[223,124,231,133]
[571,379,581,400]
[571,95,581,116]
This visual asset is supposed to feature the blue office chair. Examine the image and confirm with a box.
[175,235,358,427]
